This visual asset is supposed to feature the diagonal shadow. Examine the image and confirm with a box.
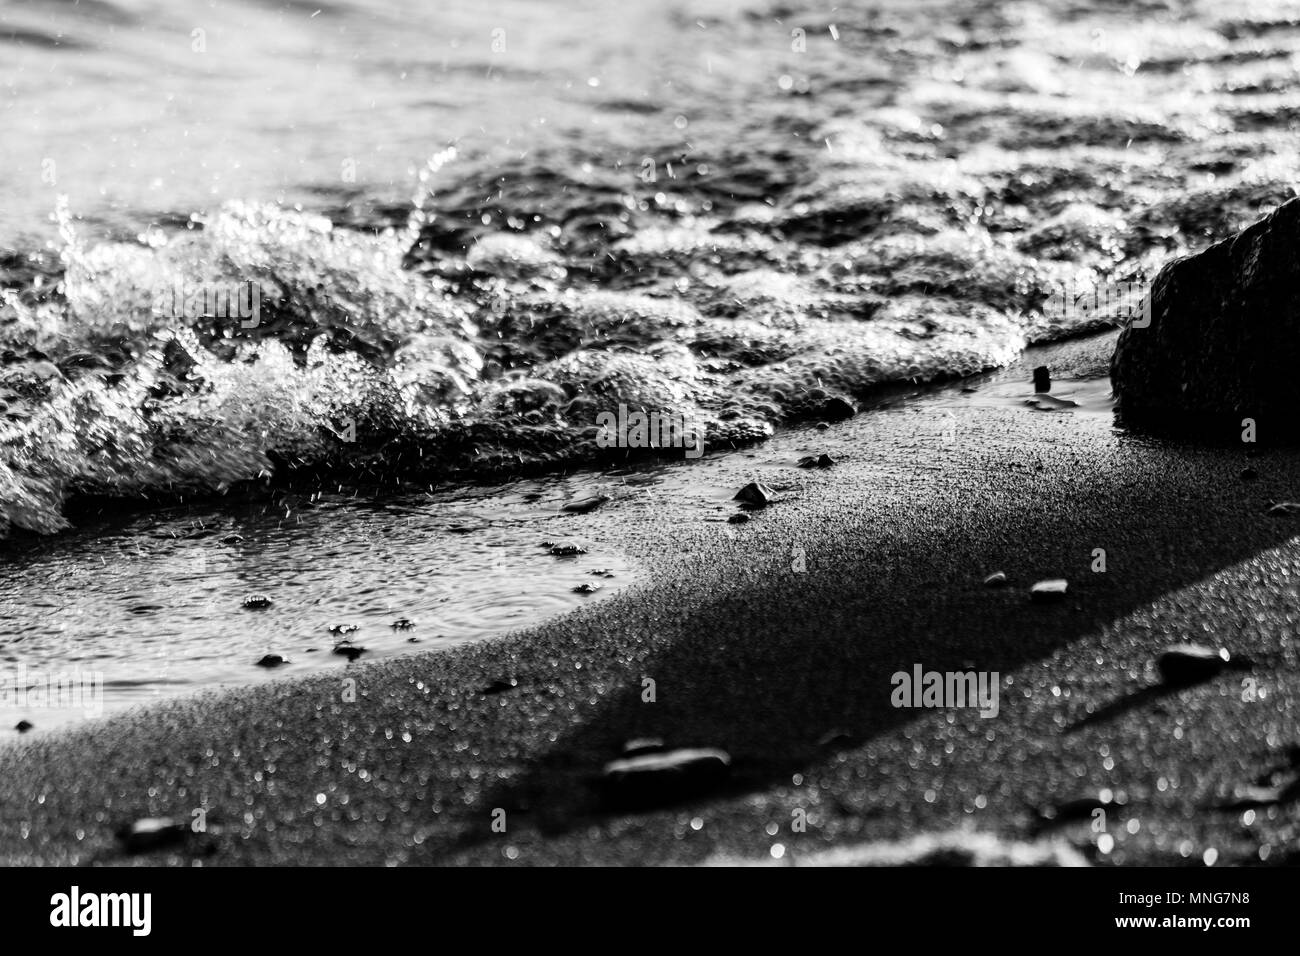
[415,419,1300,858]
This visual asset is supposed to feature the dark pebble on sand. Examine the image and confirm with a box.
[1156,643,1231,687]
[797,453,835,468]
[820,396,856,420]
[256,654,288,668]
[391,618,415,630]
[221,533,244,544]
[563,495,611,514]
[406,636,421,643]
[727,513,750,524]
[116,817,188,854]
[327,624,359,636]
[15,720,32,733]
[734,481,774,506]
[241,594,271,610]
[601,747,731,809]
[815,422,829,430]
[1029,579,1068,602]
[573,582,602,594]
[983,571,1008,587]
[481,678,518,695]
[332,644,367,661]
[549,543,588,556]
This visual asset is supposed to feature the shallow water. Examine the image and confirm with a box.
[0,474,632,729]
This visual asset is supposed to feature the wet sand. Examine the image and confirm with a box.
[3,328,1298,866]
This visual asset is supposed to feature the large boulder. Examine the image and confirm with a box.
[1111,197,1300,439]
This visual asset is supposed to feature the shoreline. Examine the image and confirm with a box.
[4,328,1300,866]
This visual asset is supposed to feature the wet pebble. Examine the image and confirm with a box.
[327,624,359,636]
[332,643,367,661]
[1029,579,1068,602]
[256,654,288,668]
[573,582,603,594]
[549,543,588,557]
[391,618,416,630]
[1156,643,1231,687]
[241,594,272,610]
[562,495,611,514]
[734,482,775,507]
[15,719,33,733]
[116,817,188,854]
[601,747,732,808]
[797,453,836,468]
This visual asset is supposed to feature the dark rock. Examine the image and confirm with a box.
[1111,197,1300,436]
[733,481,775,506]
[1156,643,1231,687]
[406,636,421,643]
[601,747,731,808]
[819,396,856,420]
[797,453,836,468]
[241,594,271,610]
[391,618,416,630]
[549,543,588,556]
[15,720,32,733]
[116,817,188,854]
[332,643,367,661]
[481,678,518,695]
[589,568,616,577]
[1033,366,1051,393]
[1029,578,1068,602]
[727,513,750,524]
[815,421,830,430]
[983,571,1008,587]
[221,533,244,544]
[256,654,288,668]
[562,495,611,514]
[573,582,602,594]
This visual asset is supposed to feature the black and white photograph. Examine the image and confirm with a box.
[0,0,1295,931]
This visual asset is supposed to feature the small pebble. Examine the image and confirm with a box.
[1156,643,1230,687]
[601,747,732,808]
[15,720,33,733]
[573,582,602,594]
[797,453,836,468]
[241,594,272,610]
[256,654,288,668]
[562,495,611,514]
[1029,579,1068,602]
[727,513,750,524]
[983,571,1008,588]
[734,481,775,506]
[327,624,359,636]
[391,618,416,630]
[332,644,367,661]
[820,396,856,420]
[116,817,188,854]
[549,543,588,556]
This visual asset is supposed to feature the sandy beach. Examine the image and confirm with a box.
[3,328,1297,866]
